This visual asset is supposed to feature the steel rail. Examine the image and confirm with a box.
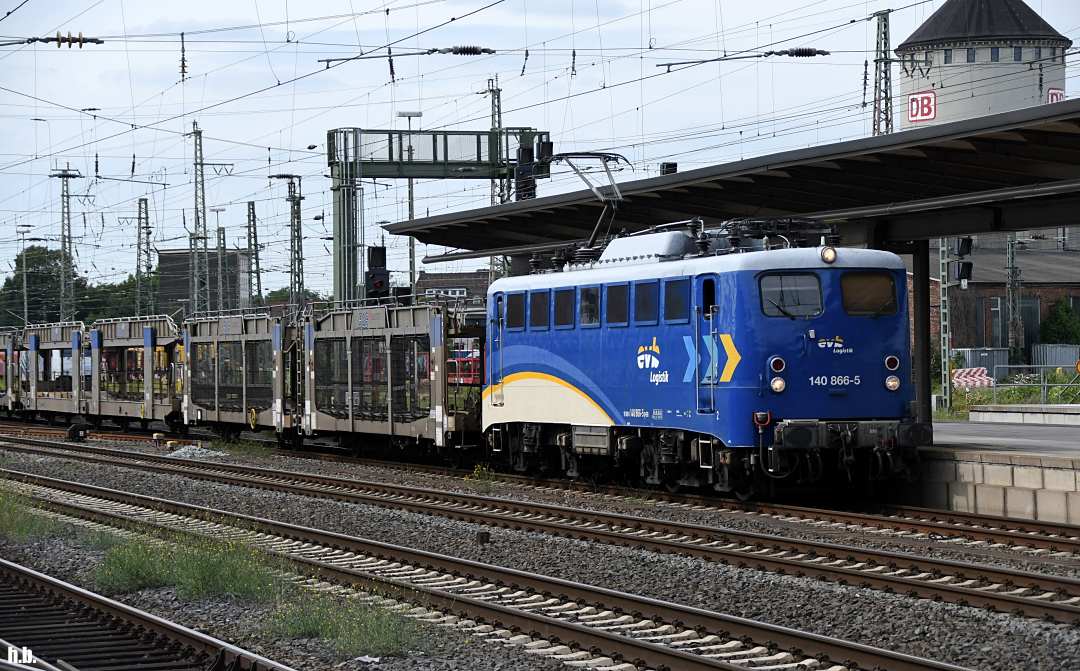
[259,440,1080,554]
[0,468,969,671]
[2,438,1079,624]
[5,428,1077,554]
[3,423,1078,556]
[0,557,296,671]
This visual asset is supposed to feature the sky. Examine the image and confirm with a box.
[0,0,1078,306]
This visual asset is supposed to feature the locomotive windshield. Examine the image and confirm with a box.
[841,271,898,316]
[759,273,822,318]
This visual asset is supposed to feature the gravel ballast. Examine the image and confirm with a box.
[2,447,1078,671]
[55,438,1080,578]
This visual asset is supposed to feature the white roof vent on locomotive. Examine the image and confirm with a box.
[595,230,698,266]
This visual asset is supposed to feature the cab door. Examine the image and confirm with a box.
[488,294,505,406]
[695,275,719,414]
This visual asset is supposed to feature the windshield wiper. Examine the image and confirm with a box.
[867,300,896,319]
[768,298,797,320]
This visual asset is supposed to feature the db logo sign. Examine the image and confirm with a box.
[908,91,937,123]
[1048,88,1065,104]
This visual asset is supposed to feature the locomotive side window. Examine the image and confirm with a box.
[634,281,659,325]
[529,290,550,330]
[760,273,822,318]
[701,278,716,317]
[579,286,600,327]
[664,278,690,322]
[554,289,575,328]
[606,284,629,325]
[841,271,898,316]
[506,293,525,329]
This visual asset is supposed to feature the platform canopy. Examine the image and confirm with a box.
[385,98,1080,262]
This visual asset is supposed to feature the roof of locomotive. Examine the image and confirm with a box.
[488,245,905,295]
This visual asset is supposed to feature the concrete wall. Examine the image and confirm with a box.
[913,447,1080,523]
[970,404,1080,426]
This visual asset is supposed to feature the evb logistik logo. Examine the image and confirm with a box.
[636,337,669,385]
[817,335,853,355]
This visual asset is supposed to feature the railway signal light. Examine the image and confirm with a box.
[365,269,390,298]
[954,261,974,282]
[942,236,974,290]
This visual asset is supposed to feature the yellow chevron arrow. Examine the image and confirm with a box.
[718,333,741,383]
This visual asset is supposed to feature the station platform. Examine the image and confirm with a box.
[905,422,1080,524]
[970,404,1080,427]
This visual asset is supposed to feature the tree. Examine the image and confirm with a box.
[0,246,155,327]
[0,246,89,326]
[265,286,325,306]
[1040,299,1080,345]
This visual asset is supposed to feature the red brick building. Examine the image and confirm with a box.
[905,234,1080,356]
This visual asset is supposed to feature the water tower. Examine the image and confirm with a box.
[896,0,1070,129]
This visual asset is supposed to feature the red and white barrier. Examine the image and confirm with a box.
[952,367,994,390]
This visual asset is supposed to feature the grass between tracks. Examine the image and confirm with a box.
[97,537,416,655]
[0,490,65,540]
[268,595,418,657]
[211,438,275,458]
[0,488,415,657]
[96,530,417,656]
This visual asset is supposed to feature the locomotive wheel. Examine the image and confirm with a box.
[733,481,757,502]
[639,441,661,486]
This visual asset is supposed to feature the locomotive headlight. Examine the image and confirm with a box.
[820,246,838,264]
[884,355,900,371]
[885,375,901,391]
[770,376,786,393]
[769,356,786,373]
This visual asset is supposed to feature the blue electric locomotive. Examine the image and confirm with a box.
[484,221,930,495]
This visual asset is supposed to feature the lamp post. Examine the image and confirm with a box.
[397,111,422,289]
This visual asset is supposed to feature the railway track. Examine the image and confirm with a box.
[0,468,969,671]
[0,556,293,671]
[256,440,1080,557]
[3,422,1078,557]
[2,437,1080,624]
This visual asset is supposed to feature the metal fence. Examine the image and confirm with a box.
[1031,343,1080,368]
[990,364,1080,404]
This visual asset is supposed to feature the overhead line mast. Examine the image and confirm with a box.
[188,122,210,315]
[246,201,263,305]
[49,163,82,322]
[870,10,894,136]
[135,197,153,316]
[271,174,305,317]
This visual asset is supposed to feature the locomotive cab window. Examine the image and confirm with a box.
[579,286,600,327]
[664,278,690,322]
[606,284,629,326]
[634,281,659,325]
[529,290,550,330]
[554,289,575,328]
[841,271,898,316]
[506,293,525,330]
[760,273,822,318]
